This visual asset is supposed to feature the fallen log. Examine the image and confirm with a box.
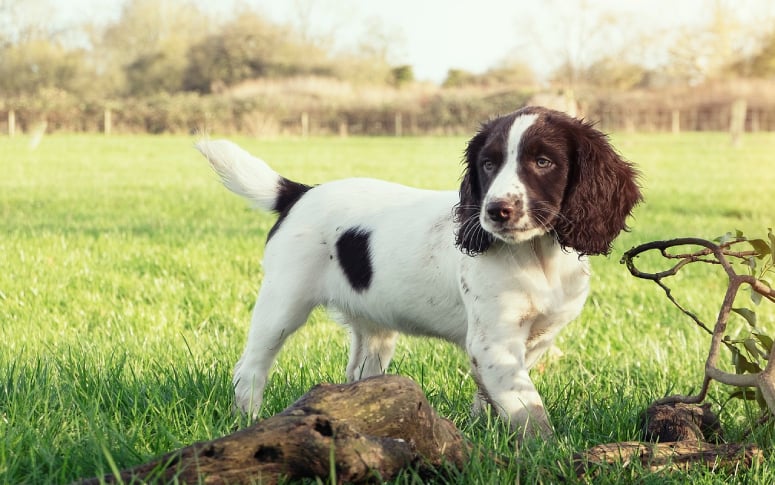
[77,375,470,484]
[573,440,762,478]
[575,401,762,478]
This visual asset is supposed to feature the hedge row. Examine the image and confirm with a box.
[3,83,775,135]
[1,90,533,136]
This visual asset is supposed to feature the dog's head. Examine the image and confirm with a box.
[455,106,641,256]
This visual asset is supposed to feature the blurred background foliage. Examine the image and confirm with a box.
[2,0,775,135]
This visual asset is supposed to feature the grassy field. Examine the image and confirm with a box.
[1,131,774,484]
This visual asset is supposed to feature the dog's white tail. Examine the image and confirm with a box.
[196,140,309,214]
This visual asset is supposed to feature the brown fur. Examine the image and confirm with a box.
[455,106,641,256]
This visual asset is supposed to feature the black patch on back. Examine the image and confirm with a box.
[267,177,312,241]
[335,227,373,292]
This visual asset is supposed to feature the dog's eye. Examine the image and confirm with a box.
[535,157,552,168]
[482,159,496,172]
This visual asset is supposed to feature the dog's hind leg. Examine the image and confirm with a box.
[343,317,398,382]
[233,285,315,418]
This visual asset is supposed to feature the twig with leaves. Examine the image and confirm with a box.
[620,229,775,415]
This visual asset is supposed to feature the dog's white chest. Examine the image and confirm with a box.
[459,237,589,361]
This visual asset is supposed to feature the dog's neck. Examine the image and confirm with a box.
[485,233,584,282]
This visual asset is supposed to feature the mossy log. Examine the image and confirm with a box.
[77,375,469,484]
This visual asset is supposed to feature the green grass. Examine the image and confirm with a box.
[1,131,774,484]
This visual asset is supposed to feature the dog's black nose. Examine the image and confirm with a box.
[486,201,516,223]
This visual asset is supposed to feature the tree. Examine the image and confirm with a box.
[390,65,414,88]
[99,0,210,96]
[532,0,626,90]
[581,56,648,90]
[0,0,96,101]
[660,1,774,84]
[288,0,340,52]
[662,7,735,84]
[183,9,334,93]
[728,29,775,78]
[441,68,478,88]
[0,0,50,45]
[124,51,186,96]
[0,39,90,98]
[481,60,536,88]
[440,61,535,89]
[326,16,405,85]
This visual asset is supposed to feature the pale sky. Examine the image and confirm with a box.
[42,0,775,83]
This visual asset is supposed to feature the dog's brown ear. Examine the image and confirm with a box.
[455,127,495,255]
[554,120,642,256]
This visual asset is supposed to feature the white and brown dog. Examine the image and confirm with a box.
[197,106,641,438]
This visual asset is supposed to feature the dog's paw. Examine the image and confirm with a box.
[512,404,554,441]
[233,373,265,419]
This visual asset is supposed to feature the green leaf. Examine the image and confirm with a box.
[733,349,742,373]
[743,337,759,355]
[750,286,763,305]
[732,307,757,327]
[733,351,762,374]
[754,333,774,354]
[756,280,773,305]
[744,338,760,356]
[749,239,771,259]
[748,361,763,373]
[716,232,734,245]
[735,351,747,373]
[747,361,762,374]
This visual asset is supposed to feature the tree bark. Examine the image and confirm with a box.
[77,375,469,484]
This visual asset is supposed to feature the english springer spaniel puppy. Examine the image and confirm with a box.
[197,106,641,439]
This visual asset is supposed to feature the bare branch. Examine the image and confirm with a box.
[705,366,759,387]
[622,235,775,417]
[652,376,712,406]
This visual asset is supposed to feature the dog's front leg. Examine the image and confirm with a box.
[461,264,553,439]
[466,327,553,439]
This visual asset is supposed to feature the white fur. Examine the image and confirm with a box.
[197,140,280,211]
[198,126,591,438]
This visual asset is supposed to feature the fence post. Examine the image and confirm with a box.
[394,112,402,137]
[751,109,760,132]
[338,119,348,138]
[730,98,747,147]
[8,109,15,137]
[301,112,309,138]
[104,108,112,135]
[624,110,635,133]
[671,109,680,134]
